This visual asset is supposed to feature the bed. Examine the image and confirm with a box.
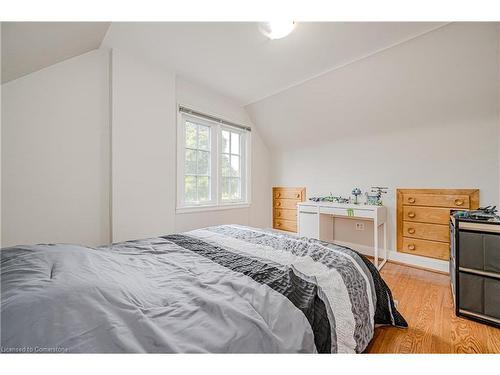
[1,225,407,353]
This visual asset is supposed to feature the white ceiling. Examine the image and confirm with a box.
[1,22,110,83]
[2,22,447,103]
[102,22,447,104]
[246,23,497,151]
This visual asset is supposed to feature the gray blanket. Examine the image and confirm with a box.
[1,225,406,353]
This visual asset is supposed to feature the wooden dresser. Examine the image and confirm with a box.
[273,187,305,233]
[397,189,479,260]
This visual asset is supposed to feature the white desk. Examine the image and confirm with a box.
[297,201,388,270]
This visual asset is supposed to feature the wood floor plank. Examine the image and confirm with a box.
[366,262,500,353]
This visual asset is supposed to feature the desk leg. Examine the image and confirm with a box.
[374,217,379,269]
[383,222,388,264]
[377,222,388,271]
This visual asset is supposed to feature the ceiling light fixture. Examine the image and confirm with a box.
[259,21,296,40]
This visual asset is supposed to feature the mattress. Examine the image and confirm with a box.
[0,224,406,353]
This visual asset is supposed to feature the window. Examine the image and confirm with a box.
[184,121,211,203]
[221,129,242,202]
[177,110,250,211]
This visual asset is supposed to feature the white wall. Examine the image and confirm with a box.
[111,52,272,241]
[110,51,271,242]
[1,49,110,247]
[247,23,500,258]
[1,23,3,247]
[101,23,271,240]
[498,23,500,207]
[1,45,272,247]
[174,77,271,232]
[110,49,176,242]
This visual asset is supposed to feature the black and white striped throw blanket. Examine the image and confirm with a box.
[1,225,406,353]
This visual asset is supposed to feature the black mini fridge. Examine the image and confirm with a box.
[450,212,500,328]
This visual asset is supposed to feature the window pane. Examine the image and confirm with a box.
[197,150,210,175]
[231,132,240,155]
[222,130,230,153]
[185,149,197,174]
[230,155,240,177]
[221,153,231,177]
[198,125,210,150]
[185,122,197,148]
[197,176,210,201]
[230,178,241,200]
[221,177,231,200]
[185,176,197,202]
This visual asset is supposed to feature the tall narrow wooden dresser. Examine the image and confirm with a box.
[273,187,306,233]
[397,189,479,260]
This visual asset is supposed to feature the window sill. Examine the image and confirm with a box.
[176,202,251,214]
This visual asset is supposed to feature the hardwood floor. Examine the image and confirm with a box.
[365,262,500,353]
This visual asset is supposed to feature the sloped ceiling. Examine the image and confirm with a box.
[245,22,498,151]
[1,22,110,83]
[102,22,446,104]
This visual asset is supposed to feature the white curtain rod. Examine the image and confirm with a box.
[179,106,251,132]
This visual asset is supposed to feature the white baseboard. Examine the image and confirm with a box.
[332,240,449,274]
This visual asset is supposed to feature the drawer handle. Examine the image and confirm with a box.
[277,212,281,217]
[276,202,281,206]
[276,222,281,227]
[408,244,416,251]
[296,193,300,198]
[408,228,415,234]
[408,197,416,204]
[455,199,464,206]
[408,212,416,218]
[276,193,281,198]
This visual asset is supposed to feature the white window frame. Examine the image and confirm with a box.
[219,125,248,205]
[176,108,251,213]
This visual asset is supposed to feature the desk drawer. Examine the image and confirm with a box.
[274,219,297,232]
[403,206,450,224]
[298,211,319,239]
[401,237,450,260]
[274,199,300,210]
[403,221,449,242]
[298,205,318,214]
[274,208,297,221]
[319,206,373,218]
[403,193,470,209]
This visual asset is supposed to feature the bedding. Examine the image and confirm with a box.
[1,225,406,353]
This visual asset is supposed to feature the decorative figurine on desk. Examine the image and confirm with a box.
[334,195,350,204]
[351,187,362,205]
[324,193,335,203]
[309,193,350,204]
[365,186,388,206]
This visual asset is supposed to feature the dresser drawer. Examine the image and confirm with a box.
[401,237,450,260]
[397,188,479,260]
[274,208,297,221]
[459,273,483,315]
[403,206,451,225]
[273,219,297,232]
[459,273,500,320]
[459,231,500,273]
[485,278,500,319]
[403,221,449,242]
[403,193,470,209]
[274,189,304,200]
[274,199,300,210]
